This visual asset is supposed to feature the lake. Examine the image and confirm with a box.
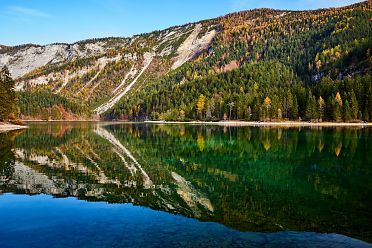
[0,122,371,248]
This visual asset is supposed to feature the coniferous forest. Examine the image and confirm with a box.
[103,3,372,122]
[2,1,372,122]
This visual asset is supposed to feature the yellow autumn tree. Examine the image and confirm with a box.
[262,96,272,121]
[264,97,271,110]
[318,96,325,120]
[334,92,343,122]
[335,92,343,106]
[196,94,206,119]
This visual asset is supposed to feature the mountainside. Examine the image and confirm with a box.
[1,1,371,121]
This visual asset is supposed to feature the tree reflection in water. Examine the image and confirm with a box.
[0,123,371,243]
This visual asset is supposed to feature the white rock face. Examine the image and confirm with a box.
[0,44,68,78]
[15,53,122,92]
[1,23,216,81]
[0,22,216,81]
[172,24,216,70]
[0,40,114,79]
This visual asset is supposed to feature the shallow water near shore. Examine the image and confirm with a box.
[0,122,371,247]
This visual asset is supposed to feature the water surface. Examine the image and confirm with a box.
[0,122,371,247]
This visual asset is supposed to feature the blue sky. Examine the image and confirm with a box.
[0,0,363,46]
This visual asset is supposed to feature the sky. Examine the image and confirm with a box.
[0,0,364,46]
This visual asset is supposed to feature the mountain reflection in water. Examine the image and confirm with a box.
[0,122,371,247]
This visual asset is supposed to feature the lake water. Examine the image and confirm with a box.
[0,122,371,248]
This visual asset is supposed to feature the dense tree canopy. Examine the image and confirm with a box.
[102,2,372,122]
[11,1,372,122]
[18,90,91,120]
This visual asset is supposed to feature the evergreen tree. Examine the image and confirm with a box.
[350,91,359,120]
[325,96,334,121]
[363,105,370,122]
[291,97,299,120]
[366,86,372,122]
[344,100,352,122]
[206,104,212,120]
[0,66,17,121]
[305,91,317,121]
[333,97,342,122]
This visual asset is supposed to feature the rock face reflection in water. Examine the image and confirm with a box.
[0,123,371,245]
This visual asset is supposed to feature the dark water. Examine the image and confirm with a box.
[0,122,371,248]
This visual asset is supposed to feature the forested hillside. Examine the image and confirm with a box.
[1,1,371,121]
[105,1,372,122]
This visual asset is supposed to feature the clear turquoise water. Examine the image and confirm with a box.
[0,123,371,248]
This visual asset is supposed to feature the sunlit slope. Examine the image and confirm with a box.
[0,1,370,120]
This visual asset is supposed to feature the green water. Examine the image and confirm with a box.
[0,123,371,247]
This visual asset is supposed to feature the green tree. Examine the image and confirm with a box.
[305,91,317,121]
[344,100,352,122]
[291,96,299,120]
[365,86,372,122]
[350,91,359,120]
[51,105,62,120]
[0,66,17,121]
[206,104,212,120]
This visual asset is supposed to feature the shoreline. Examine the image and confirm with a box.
[19,120,372,127]
[22,120,100,122]
[143,121,372,127]
[0,123,28,133]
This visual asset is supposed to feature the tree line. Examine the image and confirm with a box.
[104,61,371,122]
